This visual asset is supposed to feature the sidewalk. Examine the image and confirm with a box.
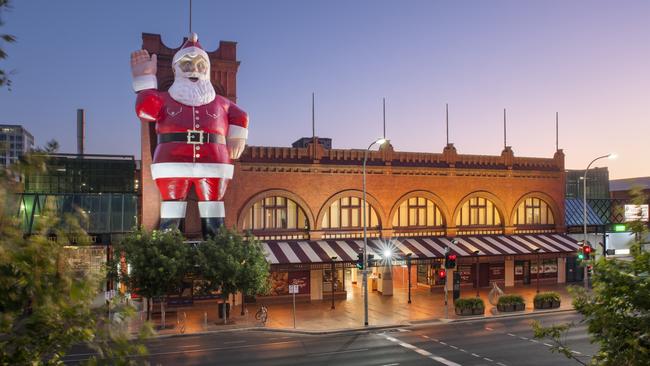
[131,283,577,336]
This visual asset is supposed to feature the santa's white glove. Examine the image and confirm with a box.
[130,50,158,91]
[228,138,247,159]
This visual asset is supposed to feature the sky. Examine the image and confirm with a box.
[1,0,648,179]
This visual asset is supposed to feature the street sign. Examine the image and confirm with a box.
[289,284,299,294]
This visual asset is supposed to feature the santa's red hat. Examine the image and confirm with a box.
[173,32,209,65]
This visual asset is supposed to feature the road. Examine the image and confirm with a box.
[63,311,597,365]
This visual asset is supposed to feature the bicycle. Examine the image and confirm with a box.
[255,304,268,325]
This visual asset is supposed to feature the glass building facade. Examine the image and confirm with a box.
[566,167,610,200]
[17,154,139,240]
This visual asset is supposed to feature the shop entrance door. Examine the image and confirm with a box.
[479,263,490,287]
[522,261,531,285]
[565,257,583,283]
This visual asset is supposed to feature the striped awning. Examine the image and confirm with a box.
[260,234,580,265]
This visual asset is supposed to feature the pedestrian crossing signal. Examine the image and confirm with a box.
[356,253,364,270]
[438,269,447,280]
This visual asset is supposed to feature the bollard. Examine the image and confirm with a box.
[204,312,208,330]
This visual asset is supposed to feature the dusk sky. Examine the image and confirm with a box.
[1,0,648,179]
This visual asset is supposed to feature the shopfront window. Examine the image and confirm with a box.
[392,197,444,228]
[323,268,344,292]
[322,196,380,229]
[514,197,555,226]
[455,197,502,227]
[242,196,309,231]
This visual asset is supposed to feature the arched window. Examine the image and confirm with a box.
[514,198,555,225]
[321,196,380,229]
[242,196,309,231]
[455,197,502,227]
[392,197,444,228]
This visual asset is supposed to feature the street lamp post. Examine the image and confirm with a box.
[533,247,541,293]
[473,250,480,297]
[330,256,337,309]
[362,138,387,326]
[405,253,412,304]
[582,153,615,289]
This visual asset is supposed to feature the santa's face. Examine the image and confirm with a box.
[169,54,215,107]
[175,55,209,82]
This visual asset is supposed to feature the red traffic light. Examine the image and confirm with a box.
[583,245,592,254]
[438,269,447,279]
[448,254,457,261]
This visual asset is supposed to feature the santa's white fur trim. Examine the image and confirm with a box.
[151,163,234,179]
[198,201,225,218]
[160,201,187,218]
[133,75,157,92]
[227,125,249,139]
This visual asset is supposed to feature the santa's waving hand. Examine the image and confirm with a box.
[131,33,249,239]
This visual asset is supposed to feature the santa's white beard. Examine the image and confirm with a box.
[168,78,216,107]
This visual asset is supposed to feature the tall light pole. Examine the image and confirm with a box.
[405,253,412,304]
[473,250,480,297]
[362,138,387,326]
[330,256,337,309]
[582,153,615,289]
[532,247,541,293]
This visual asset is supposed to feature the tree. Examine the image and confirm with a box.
[533,187,650,365]
[236,235,270,315]
[0,0,16,89]
[0,151,151,365]
[196,228,270,323]
[115,228,191,323]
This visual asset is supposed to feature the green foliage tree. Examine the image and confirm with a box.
[0,0,16,89]
[115,229,191,323]
[0,150,151,365]
[236,234,270,315]
[196,228,270,323]
[533,187,650,365]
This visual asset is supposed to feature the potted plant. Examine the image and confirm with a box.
[497,295,525,312]
[533,292,561,309]
[455,298,485,316]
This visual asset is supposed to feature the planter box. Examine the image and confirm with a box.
[534,300,560,309]
[497,303,525,312]
[455,308,474,316]
[472,307,485,315]
[514,303,526,311]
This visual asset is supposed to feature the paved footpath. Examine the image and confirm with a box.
[130,283,578,336]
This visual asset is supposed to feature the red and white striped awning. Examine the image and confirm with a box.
[260,234,579,265]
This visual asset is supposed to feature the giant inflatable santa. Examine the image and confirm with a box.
[131,33,248,239]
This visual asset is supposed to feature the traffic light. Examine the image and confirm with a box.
[583,245,592,260]
[445,253,457,269]
[577,246,585,261]
[367,254,375,267]
[586,264,593,276]
[438,269,447,281]
[356,253,364,270]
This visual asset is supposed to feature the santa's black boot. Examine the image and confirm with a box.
[201,217,225,240]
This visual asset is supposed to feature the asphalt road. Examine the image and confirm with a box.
[63,311,597,365]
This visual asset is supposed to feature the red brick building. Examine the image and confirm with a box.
[139,34,578,303]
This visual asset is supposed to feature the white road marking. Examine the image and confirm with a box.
[484,357,494,362]
[310,348,368,357]
[178,344,201,348]
[459,349,468,353]
[530,339,539,343]
[571,350,582,355]
[381,364,400,366]
[449,345,458,350]
[422,335,430,339]
[543,343,553,347]
[485,327,494,331]
[519,337,528,340]
[380,334,462,366]
[497,363,508,366]
[439,341,447,345]
[471,353,481,358]
[507,333,516,337]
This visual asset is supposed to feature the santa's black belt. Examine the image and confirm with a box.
[157,132,225,145]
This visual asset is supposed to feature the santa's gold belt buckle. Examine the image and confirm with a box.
[186,130,205,145]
